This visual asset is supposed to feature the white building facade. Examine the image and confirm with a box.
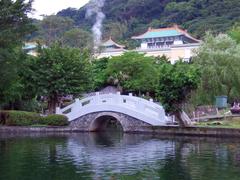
[97,25,200,63]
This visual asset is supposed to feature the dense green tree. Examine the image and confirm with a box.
[0,0,34,48]
[62,28,92,49]
[0,50,27,109]
[104,22,128,40]
[57,0,240,40]
[91,58,109,91]
[193,33,240,105]
[0,0,34,109]
[106,52,158,94]
[25,44,92,113]
[157,61,200,126]
[37,15,74,45]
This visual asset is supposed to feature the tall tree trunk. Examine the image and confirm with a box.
[48,93,58,114]
[227,86,232,99]
[174,111,185,127]
[174,111,191,127]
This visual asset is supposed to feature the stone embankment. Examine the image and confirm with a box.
[1,126,240,138]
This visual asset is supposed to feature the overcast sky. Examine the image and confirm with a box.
[29,0,90,19]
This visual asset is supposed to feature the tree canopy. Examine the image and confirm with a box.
[193,33,240,105]
[62,28,93,49]
[0,0,34,48]
[34,15,74,45]
[24,44,92,113]
[91,57,109,91]
[0,0,34,109]
[157,60,200,126]
[106,52,158,94]
[57,0,240,43]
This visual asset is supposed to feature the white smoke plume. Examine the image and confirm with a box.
[86,0,105,51]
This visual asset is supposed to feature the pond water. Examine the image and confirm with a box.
[0,132,240,180]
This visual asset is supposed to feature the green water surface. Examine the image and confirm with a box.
[0,132,240,180]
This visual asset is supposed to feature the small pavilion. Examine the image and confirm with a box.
[101,37,125,50]
[97,37,126,58]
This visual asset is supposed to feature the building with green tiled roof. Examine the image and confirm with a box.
[131,25,200,63]
[132,25,200,50]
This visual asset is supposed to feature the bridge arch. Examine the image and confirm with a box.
[69,111,152,132]
[89,112,123,132]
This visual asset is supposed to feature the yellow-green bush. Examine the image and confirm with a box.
[42,114,69,126]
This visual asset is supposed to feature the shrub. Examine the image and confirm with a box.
[0,111,69,126]
[42,114,69,126]
[0,111,41,126]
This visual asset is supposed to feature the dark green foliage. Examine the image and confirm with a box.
[1,51,41,111]
[92,58,109,91]
[0,50,25,108]
[24,43,92,113]
[0,0,34,48]
[0,111,41,126]
[0,0,35,109]
[0,110,69,126]
[156,60,200,126]
[62,28,93,49]
[57,0,240,41]
[42,114,69,126]
[18,99,41,112]
[157,61,200,114]
[106,52,158,93]
[36,15,74,45]
[32,15,93,49]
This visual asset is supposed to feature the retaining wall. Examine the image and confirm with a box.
[1,126,240,138]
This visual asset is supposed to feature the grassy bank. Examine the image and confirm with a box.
[195,117,240,129]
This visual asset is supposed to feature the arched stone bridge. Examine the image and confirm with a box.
[56,92,169,132]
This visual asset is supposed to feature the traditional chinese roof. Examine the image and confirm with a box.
[101,37,125,49]
[132,25,200,42]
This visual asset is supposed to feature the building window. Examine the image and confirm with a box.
[147,43,154,48]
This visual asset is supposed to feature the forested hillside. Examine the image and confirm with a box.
[57,0,240,41]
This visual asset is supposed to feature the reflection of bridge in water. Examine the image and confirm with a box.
[60,133,176,175]
[56,93,170,132]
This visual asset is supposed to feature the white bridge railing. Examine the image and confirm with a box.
[56,92,169,126]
